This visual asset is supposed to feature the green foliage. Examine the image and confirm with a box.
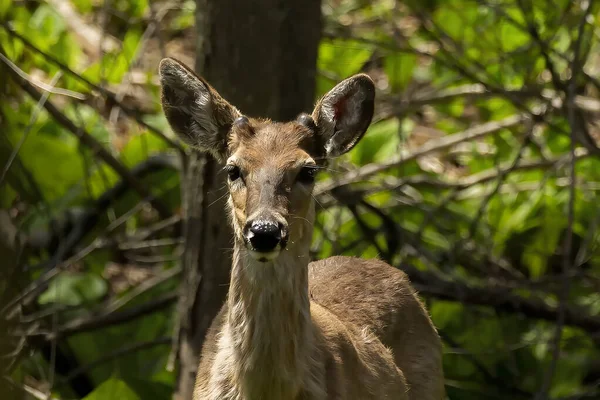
[82,378,140,400]
[349,118,401,165]
[317,38,373,95]
[384,53,417,92]
[39,272,108,306]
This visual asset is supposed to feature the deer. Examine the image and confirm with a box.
[159,57,445,400]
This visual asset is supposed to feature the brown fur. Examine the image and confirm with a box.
[158,58,445,400]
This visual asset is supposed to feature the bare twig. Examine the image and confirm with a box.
[0,53,85,99]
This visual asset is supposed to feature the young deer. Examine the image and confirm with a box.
[159,58,445,400]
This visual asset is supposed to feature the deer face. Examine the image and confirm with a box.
[159,58,375,262]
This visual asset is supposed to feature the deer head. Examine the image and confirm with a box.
[159,57,375,263]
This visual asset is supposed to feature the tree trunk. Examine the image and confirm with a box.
[174,1,322,398]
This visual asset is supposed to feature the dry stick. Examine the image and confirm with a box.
[0,53,85,99]
[128,214,181,242]
[0,22,184,153]
[3,379,61,400]
[7,65,172,219]
[118,237,184,251]
[315,113,528,195]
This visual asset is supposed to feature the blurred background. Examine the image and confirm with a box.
[1,0,600,399]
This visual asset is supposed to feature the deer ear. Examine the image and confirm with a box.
[159,57,240,161]
[311,74,375,158]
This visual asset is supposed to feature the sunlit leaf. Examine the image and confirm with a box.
[350,118,401,165]
[0,0,10,19]
[39,272,108,306]
[318,38,373,82]
[384,53,417,92]
[83,378,140,400]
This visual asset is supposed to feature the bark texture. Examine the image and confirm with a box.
[174,1,322,398]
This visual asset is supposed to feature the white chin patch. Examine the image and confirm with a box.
[247,249,281,262]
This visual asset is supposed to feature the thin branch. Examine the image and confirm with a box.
[118,237,184,251]
[0,53,85,99]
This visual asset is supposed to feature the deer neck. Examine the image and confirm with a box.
[222,220,318,399]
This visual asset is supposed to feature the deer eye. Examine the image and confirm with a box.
[297,165,318,184]
[225,165,242,182]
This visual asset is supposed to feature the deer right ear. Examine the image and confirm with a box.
[311,74,375,158]
[159,58,240,161]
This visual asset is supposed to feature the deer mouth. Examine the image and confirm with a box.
[247,248,281,263]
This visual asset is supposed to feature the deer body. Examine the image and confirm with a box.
[159,58,445,400]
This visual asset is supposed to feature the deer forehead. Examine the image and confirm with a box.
[227,120,319,170]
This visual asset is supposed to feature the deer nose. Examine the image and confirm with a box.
[245,219,284,253]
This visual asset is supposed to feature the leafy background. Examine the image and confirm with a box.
[1,0,600,399]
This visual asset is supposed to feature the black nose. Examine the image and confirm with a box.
[245,220,283,252]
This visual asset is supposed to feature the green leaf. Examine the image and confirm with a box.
[432,5,463,40]
[83,378,141,400]
[29,5,66,43]
[499,22,530,52]
[350,118,401,165]
[318,39,373,80]
[127,378,172,400]
[121,132,169,168]
[72,0,93,13]
[0,0,10,19]
[107,29,142,83]
[7,126,85,201]
[384,53,417,92]
[39,272,107,306]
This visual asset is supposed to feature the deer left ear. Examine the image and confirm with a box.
[311,74,375,158]
[159,57,241,161]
